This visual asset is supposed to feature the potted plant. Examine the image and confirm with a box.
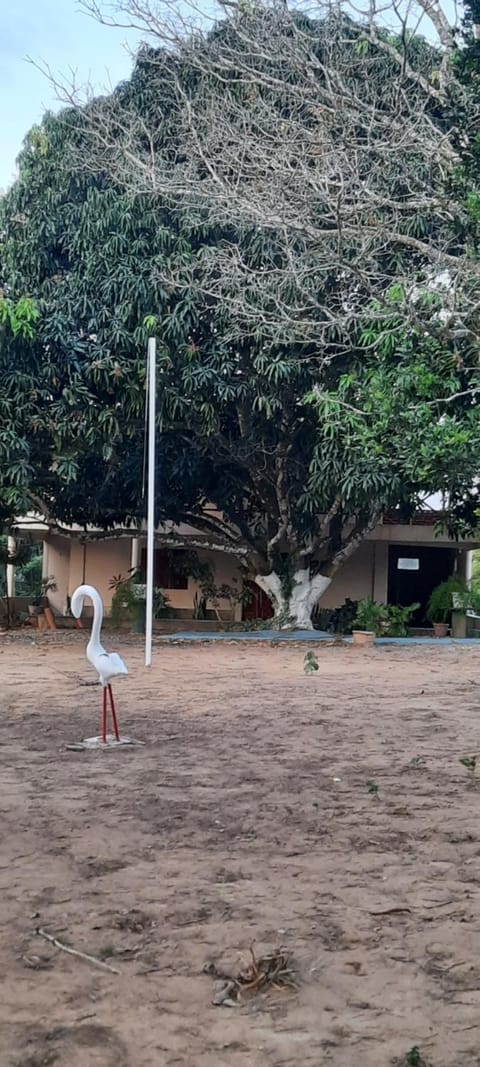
[426,577,468,637]
[28,575,57,627]
[352,598,385,647]
[132,585,172,633]
[109,571,171,631]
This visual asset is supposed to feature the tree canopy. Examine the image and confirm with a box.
[1,0,480,626]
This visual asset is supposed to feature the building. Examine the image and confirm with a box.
[9,508,478,628]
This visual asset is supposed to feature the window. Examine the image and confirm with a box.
[140,549,189,589]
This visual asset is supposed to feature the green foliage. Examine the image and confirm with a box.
[308,324,480,530]
[426,576,479,624]
[313,599,358,635]
[459,755,476,775]
[303,651,319,673]
[383,603,420,637]
[367,780,379,796]
[110,579,144,629]
[0,537,51,625]
[472,549,480,586]
[353,598,418,636]
[13,552,43,598]
[353,599,386,634]
[184,556,248,619]
[109,571,171,627]
[320,598,417,637]
[0,295,39,339]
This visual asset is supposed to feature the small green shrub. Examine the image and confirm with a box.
[459,755,476,776]
[382,602,420,636]
[313,598,358,634]
[353,599,385,634]
[304,651,319,673]
[109,572,171,628]
[353,599,419,636]
[110,580,142,629]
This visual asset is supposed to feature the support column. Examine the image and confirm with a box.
[131,537,140,574]
[373,541,389,603]
[41,539,48,580]
[456,549,469,584]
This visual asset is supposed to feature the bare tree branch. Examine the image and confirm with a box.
[44,0,479,355]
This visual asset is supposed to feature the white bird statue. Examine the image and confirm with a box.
[71,584,128,744]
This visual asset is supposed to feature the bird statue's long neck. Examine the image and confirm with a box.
[88,588,104,650]
[71,584,105,652]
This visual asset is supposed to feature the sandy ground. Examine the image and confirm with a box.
[2,635,480,1067]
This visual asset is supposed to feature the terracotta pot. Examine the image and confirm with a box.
[352,630,375,648]
[433,622,449,638]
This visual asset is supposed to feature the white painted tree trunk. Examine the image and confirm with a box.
[255,569,331,630]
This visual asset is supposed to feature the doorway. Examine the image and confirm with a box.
[242,580,274,621]
[387,545,455,626]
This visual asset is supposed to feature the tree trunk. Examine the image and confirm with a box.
[255,569,331,630]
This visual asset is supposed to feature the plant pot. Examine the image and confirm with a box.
[432,622,449,638]
[352,630,375,648]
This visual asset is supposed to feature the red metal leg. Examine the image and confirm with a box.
[102,686,107,744]
[108,684,121,741]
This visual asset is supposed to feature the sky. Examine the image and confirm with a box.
[0,1,143,191]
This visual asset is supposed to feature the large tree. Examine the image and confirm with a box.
[2,0,480,627]
[0,294,43,525]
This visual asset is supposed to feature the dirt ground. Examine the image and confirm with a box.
[2,635,480,1066]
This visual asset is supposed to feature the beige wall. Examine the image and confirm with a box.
[44,536,131,612]
[318,541,388,609]
[70,540,132,610]
[133,543,243,620]
[43,523,473,618]
[44,537,243,619]
[369,523,479,548]
[44,535,71,614]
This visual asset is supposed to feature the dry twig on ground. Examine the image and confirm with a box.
[36,927,121,975]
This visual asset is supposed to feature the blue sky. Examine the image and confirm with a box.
[0,1,142,190]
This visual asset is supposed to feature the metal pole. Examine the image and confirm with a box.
[145,337,156,667]
[6,533,16,599]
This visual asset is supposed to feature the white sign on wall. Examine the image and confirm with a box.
[397,558,420,571]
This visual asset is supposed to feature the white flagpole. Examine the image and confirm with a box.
[145,337,156,667]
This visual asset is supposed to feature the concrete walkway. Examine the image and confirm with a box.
[158,629,480,645]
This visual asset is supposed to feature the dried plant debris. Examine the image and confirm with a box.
[114,909,154,934]
[204,946,297,1006]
